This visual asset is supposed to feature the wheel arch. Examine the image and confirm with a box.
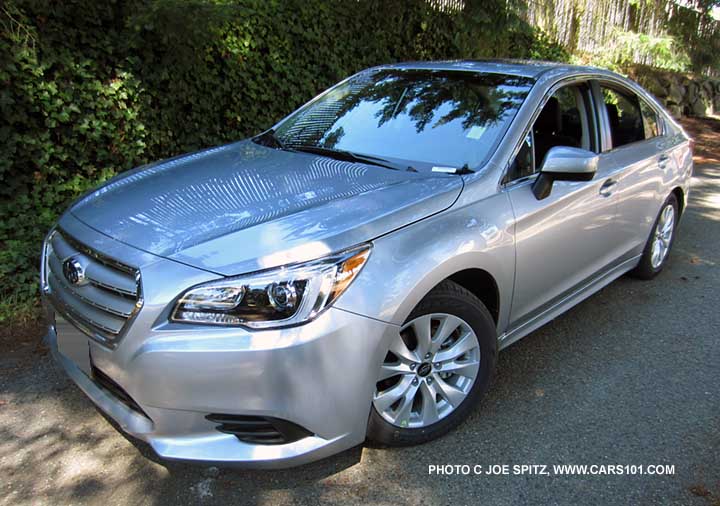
[671,186,685,216]
[445,269,500,324]
[387,253,510,333]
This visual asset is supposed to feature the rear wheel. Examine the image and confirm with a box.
[367,280,497,446]
[631,193,678,280]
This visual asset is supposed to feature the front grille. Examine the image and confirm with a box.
[91,364,150,419]
[206,414,313,445]
[44,228,141,347]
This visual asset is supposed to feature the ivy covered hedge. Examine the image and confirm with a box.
[0,0,566,321]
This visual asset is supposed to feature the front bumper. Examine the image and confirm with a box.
[46,299,397,468]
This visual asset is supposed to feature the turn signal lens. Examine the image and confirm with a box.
[330,247,371,301]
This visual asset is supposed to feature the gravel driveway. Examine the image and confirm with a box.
[1,125,718,506]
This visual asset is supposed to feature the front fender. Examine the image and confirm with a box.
[335,191,516,334]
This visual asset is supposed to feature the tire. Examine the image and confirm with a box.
[630,193,679,280]
[367,280,497,446]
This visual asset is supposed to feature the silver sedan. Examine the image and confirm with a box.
[41,60,693,467]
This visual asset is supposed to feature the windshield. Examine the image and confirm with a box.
[273,68,534,171]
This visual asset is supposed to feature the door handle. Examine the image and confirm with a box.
[658,154,670,169]
[599,178,617,197]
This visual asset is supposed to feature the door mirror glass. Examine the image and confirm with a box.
[532,146,598,200]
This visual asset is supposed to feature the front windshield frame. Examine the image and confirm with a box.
[270,67,536,172]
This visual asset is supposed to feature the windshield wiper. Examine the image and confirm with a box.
[431,163,474,175]
[291,145,403,171]
[252,129,287,150]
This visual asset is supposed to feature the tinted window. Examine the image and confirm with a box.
[639,100,660,138]
[274,69,534,171]
[505,132,534,182]
[506,84,595,184]
[602,87,645,148]
[533,86,590,166]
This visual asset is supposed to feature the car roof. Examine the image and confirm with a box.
[379,59,607,79]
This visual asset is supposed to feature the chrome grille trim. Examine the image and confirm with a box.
[57,229,136,275]
[50,233,138,295]
[48,272,130,327]
[46,256,136,317]
[49,283,124,336]
[43,228,142,348]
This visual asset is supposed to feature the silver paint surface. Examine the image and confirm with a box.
[70,141,462,274]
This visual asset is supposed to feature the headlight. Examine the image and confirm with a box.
[171,244,371,329]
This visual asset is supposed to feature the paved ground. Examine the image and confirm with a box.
[1,120,719,505]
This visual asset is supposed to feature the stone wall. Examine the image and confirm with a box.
[628,65,720,118]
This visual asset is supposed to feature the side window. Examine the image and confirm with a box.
[639,100,660,139]
[505,84,593,184]
[505,133,534,182]
[601,87,645,148]
[533,86,591,168]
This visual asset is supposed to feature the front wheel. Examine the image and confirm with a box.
[366,280,497,446]
[631,193,679,280]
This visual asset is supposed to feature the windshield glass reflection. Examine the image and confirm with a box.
[275,69,534,170]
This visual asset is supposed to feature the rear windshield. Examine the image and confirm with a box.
[274,69,534,171]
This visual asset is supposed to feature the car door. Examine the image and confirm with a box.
[593,81,678,262]
[504,81,625,328]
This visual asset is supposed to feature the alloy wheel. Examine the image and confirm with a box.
[373,313,481,428]
[650,204,675,269]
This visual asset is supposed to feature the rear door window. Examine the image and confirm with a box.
[639,100,661,139]
[601,87,645,148]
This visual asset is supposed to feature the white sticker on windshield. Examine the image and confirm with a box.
[466,125,486,140]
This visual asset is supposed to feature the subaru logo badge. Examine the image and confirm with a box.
[62,257,86,286]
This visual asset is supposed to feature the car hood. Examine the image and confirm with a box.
[70,141,463,275]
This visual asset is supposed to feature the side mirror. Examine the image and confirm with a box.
[532,146,599,200]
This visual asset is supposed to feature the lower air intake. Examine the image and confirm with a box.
[206,413,313,445]
[91,365,150,420]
